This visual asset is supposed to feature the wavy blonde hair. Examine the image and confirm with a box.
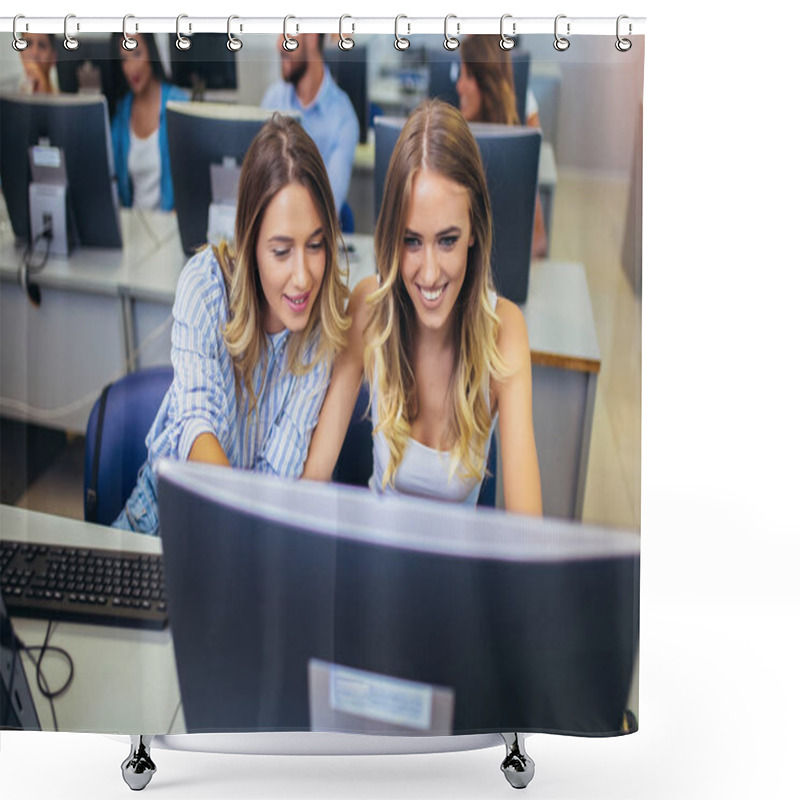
[214,114,349,413]
[460,35,519,125]
[366,100,509,488]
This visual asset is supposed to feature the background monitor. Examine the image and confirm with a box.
[426,48,530,125]
[170,34,238,96]
[374,117,540,303]
[323,46,369,144]
[0,94,122,249]
[55,34,124,117]
[167,102,281,254]
[158,459,639,736]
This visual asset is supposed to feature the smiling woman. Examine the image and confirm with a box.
[112,115,350,535]
[304,99,542,515]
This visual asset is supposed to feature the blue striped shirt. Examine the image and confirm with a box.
[146,246,330,476]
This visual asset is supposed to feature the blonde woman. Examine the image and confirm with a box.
[114,115,349,534]
[304,100,542,515]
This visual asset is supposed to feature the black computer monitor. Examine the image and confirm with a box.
[0,94,122,249]
[374,117,540,303]
[167,102,280,254]
[158,459,639,736]
[55,34,124,117]
[323,46,369,144]
[170,34,238,95]
[426,48,530,125]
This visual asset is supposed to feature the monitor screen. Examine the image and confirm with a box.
[0,94,122,249]
[169,33,238,94]
[158,459,639,736]
[374,117,540,303]
[167,102,287,254]
[323,46,369,145]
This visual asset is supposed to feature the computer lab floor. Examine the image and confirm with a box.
[6,169,641,533]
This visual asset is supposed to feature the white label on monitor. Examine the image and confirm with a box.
[327,664,434,730]
[31,146,61,169]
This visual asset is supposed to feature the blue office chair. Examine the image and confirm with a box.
[339,201,355,235]
[84,366,173,526]
[332,381,497,508]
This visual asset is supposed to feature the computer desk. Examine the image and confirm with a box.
[1,504,186,734]
[0,214,598,519]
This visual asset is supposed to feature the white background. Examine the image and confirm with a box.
[2,1,799,798]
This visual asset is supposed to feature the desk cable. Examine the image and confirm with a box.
[18,222,53,308]
[14,620,75,732]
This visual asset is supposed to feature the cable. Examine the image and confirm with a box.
[18,222,54,307]
[16,621,75,733]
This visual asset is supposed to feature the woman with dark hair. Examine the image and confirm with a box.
[456,35,548,259]
[110,33,187,211]
[113,115,350,535]
[17,33,58,94]
[304,100,542,515]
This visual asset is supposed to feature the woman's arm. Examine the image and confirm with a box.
[302,275,376,481]
[493,298,543,515]
[188,432,231,467]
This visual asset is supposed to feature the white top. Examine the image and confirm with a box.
[369,291,498,506]
[128,125,162,211]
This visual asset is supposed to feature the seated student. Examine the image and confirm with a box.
[109,33,188,211]
[261,33,359,216]
[17,33,58,94]
[455,35,548,260]
[113,115,350,534]
[303,100,542,516]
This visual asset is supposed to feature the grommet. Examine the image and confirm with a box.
[554,14,571,52]
[64,14,80,52]
[227,15,243,52]
[444,14,460,51]
[122,15,138,51]
[394,15,410,51]
[283,15,299,52]
[176,14,192,51]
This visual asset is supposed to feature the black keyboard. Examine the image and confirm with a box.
[0,539,168,630]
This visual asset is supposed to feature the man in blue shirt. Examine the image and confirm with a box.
[261,34,359,215]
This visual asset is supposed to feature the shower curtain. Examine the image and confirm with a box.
[1,19,643,750]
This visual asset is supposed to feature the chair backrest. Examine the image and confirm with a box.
[84,366,173,526]
[332,380,497,508]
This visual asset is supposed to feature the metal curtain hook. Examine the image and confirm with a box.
[227,15,243,51]
[176,14,192,51]
[122,15,138,51]
[615,15,632,52]
[64,14,80,51]
[339,15,355,50]
[12,15,28,51]
[554,14,571,51]
[394,15,410,51]
[444,14,460,51]
[500,14,515,51]
[283,15,299,52]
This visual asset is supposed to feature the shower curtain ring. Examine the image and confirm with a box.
[499,14,516,51]
[394,15,410,51]
[444,14,460,51]
[283,16,299,51]
[339,15,355,50]
[554,14,571,51]
[176,14,192,51]
[12,15,28,51]
[64,14,80,51]
[615,15,633,52]
[122,15,138,51]
[227,15,243,51]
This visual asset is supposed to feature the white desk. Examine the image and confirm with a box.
[0,209,180,431]
[1,504,185,734]
[1,214,598,518]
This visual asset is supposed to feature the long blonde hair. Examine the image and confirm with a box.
[367,100,508,488]
[460,35,519,125]
[214,114,349,412]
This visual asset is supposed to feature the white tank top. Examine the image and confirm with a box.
[368,291,498,505]
[128,125,162,211]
